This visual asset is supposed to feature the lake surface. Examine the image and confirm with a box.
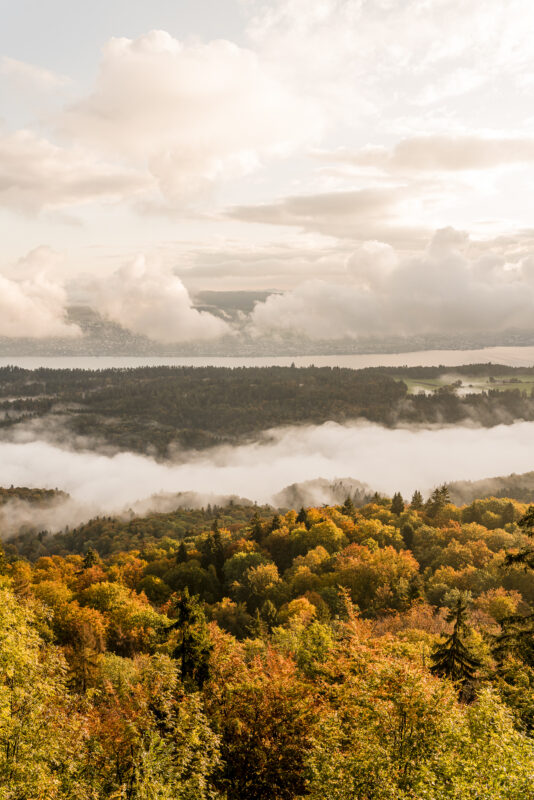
[2,346,534,370]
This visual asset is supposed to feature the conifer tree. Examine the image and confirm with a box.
[341,496,355,517]
[176,541,188,564]
[410,489,424,510]
[431,595,481,699]
[390,492,404,515]
[296,506,308,524]
[170,589,212,689]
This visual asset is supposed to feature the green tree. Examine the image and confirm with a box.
[410,490,424,510]
[170,589,212,689]
[390,492,404,515]
[431,596,481,699]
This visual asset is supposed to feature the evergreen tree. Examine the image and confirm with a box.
[270,514,282,532]
[401,522,414,549]
[176,541,188,564]
[341,496,355,517]
[431,596,481,699]
[169,589,212,689]
[296,507,308,524]
[250,511,264,543]
[390,492,404,515]
[82,547,98,569]
[410,489,424,510]
[426,484,451,517]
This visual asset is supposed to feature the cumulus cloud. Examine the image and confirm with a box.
[248,227,534,339]
[60,30,322,205]
[0,274,79,340]
[98,255,230,342]
[0,130,149,214]
[1,421,534,515]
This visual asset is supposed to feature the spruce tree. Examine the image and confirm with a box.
[430,595,481,699]
[390,492,404,515]
[341,496,355,517]
[170,589,212,689]
[410,489,424,510]
[176,541,188,564]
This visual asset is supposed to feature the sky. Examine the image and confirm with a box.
[2,0,534,344]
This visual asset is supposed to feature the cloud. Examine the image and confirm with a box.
[228,187,426,244]
[0,130,149,214]
[0,56,71,90]
[60,30,323,205]
[0,254,80,339]
[97,255,231,342]
[1,420,534,515]
[322,136,534,173]
[248,227,534,339]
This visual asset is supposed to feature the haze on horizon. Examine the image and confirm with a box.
[2,0,534,348]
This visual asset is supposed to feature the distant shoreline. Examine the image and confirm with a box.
[1,345,534,370]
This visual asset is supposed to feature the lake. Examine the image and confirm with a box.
[1,346,534,370]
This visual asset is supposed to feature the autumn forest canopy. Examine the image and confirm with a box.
[1,489,534,798]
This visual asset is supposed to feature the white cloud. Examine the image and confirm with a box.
[0,248,80,339]
[0,130,149,214]
[2,420,534,511]
[322,135,534,173]
[61,30,323,205]
[0,56,71,90]
[249,227,534,339]
[98,255,231,342]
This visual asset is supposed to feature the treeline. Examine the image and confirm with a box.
[0,364,534,454]
[1,492,534,796]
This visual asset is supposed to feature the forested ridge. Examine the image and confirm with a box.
[1,364,534,454]
[1,490,534,797]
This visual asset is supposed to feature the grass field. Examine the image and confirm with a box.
[401,372,534,395]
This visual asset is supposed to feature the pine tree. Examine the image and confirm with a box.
[431,596,481,699]
[270,514,282,532]
[401,522,414,549]
[390,492,404,515]
[170,589,212,689]
[426,484,451,517]
[410,489,424,510]
[176,541,188,564]
[250,511,264,543]
[341,496,355,517]
[83,547,98,569]
[296,507,308,524]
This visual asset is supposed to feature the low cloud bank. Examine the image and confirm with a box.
[1,420,534,534]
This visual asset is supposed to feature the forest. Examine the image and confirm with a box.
[1,364,534,454]
[1,488,534,797]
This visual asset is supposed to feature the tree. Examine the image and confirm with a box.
[341,497,355,517]
[297,507,308,524]
[169,589,212,689]
[427,484,451,517]
[410,489,424,510]
[431,596,480,699]
[390,492,404,515]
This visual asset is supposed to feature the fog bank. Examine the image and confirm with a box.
[0,420,534,533]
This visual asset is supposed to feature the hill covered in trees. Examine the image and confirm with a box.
[1,364,534,454]
[1,490,534,797]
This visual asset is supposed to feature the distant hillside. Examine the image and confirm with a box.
[448,471,534,505]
